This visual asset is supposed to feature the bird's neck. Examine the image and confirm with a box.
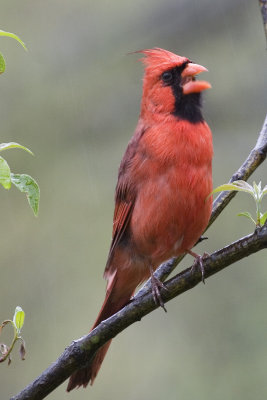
[172,92,204,123]
[140,93,204,125]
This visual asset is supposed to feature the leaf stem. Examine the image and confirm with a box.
[0,320,18,363]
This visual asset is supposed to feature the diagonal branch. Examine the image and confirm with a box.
[10,222,267,400]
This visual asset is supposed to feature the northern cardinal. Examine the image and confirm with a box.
[67,48,213,391]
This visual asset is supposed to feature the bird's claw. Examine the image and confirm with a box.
[150,270,168,312]
[189,251,209,284]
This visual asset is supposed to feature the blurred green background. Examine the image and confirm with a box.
[1,1,267,399]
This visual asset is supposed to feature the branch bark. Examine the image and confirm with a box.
[259,0,267,43]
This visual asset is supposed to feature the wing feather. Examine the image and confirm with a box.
[104,122,146,277]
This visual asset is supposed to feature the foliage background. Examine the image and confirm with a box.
[1,1,267,399]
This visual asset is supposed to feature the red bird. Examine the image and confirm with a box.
[67,48,213,391]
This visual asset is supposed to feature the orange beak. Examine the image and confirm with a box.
[181,62,211,95]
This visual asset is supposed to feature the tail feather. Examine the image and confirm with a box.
[67,341,112,390]
[67,271,135,391]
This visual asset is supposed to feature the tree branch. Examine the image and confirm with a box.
[11,222,267,400]
[259,0,267,44]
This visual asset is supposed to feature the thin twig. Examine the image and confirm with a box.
[259,0,267,44]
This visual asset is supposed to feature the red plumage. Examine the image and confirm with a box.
[67,48,213,391]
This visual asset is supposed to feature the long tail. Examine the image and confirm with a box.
[67,270,136,391]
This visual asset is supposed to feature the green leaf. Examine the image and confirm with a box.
[0,156,11,189]
[210,181,254,197]
[13,307,25,334]
[0,30,27,51]
[210,183,248,195]
[232,180,253,191]
[229,182,254,195]
[237,212,256,225]
[253,181,261,200]
[253,181,261,192]
[260,211,267,226]
[11,173,40,216]
[262,185,267,195]
[209,184,239,196]
[0,142,33,155]
[0,52,5,74]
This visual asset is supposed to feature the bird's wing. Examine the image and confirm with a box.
[106,183,134,266]
[104,122,146,278]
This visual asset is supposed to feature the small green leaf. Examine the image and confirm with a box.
[0,142,33,155]
[210,181,254,198]
[13,307,25,334]
[212,183,241,192]
[262,185,267,195]
[0,52,5,74]
[210,183,248,196]
[11,173,40,216]
[260,211,267,226]
[253,181,260,200]
[232,180,253,191]
[0,156,11,189]
[237,212,256,225]
[209,184,238,197]
[254,181,261,192]
[0,30,27,51]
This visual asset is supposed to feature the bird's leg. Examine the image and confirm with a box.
[187,249,209,284]
[149,265,168,312]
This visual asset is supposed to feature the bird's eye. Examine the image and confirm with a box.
[161,71,173,84]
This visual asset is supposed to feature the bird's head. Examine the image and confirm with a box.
[138,48,211,123]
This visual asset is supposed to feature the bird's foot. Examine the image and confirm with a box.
[150,266,168,312]
[187,250,209,284]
